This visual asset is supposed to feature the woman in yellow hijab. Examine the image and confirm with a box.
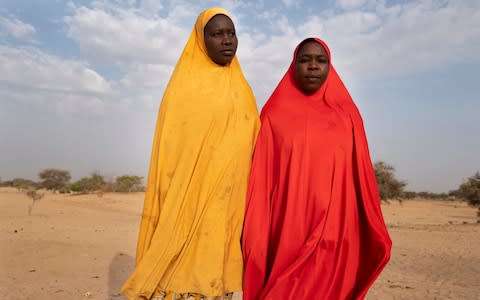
[121,7,260,300]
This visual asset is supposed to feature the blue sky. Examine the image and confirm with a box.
[0,0,479,192]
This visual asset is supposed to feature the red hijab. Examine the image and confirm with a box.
[242,38,391,300]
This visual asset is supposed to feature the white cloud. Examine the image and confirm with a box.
[120,63,172,90]
[0,46,111,95]
[238,30,298,107]
[257,9,278,21]
[64,3,191,67]
[236,0,480,104]
[282,0,297,8]
[337,0,367,10]
[118,62,173,110]
[0,16,36,41]
[0,46,113,116]
[2,0,478,113]
[2,89,106,116]
[1,0,479,191]
[214,0,250,11]
[296,0,480,81]
[139,0,164,17]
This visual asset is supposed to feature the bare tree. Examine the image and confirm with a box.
[26,189,44,215]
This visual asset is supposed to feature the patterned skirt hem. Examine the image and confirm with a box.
[151,291,234,300]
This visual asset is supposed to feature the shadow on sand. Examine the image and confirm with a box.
[108,252,134,300]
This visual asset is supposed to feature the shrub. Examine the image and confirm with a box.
[26,189,44,215]
[11,178,37,191]
[114,175,144,192]
[458,172,480,207]
[69,172,106,193]
[374,161,406,200]
[38,169,71,191]
[457,171,480,223]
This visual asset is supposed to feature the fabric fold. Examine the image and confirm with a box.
[122,7,260,300]
[242,38,391,300]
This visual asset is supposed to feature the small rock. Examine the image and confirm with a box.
[405,286,415,289]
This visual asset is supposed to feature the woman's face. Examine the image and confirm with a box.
[294,41,330,94]
[204,14,238,66]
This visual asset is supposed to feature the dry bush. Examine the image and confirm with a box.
[26,189,44,215]
[39,169,71,191]
[374,161,406,201]
[457,171,480,223]
[114,175,144,193]
[11,178,37,191]
[68,172,106,194]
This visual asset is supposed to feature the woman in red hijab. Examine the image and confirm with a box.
[242,38,391,300]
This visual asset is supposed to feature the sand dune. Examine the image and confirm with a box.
[1,188,479,300]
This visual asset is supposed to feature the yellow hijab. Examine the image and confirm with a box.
[121,7,260,299]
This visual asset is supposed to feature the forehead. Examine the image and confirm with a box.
[297,41,328,57]
[205,14,234,30]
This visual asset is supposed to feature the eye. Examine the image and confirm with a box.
[229,31,236,36]
[298,56,310,63]
[316,56,328,63]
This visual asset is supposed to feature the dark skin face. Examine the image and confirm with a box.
[204,14,238,66]
[294,40,330,94]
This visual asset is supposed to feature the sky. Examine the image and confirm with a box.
[0,0,479,193]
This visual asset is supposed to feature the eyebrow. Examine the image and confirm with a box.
[209,26,235,32]
[298,54,328,57]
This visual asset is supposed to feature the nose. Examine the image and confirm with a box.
[222,34,233,46]
[307,61,319,70]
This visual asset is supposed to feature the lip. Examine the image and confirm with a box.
[305,76,322,81]
[221,49,235,56]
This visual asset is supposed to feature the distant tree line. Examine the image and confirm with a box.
[0,168,144,194]
[1,165,479,210]
[373,161,480,222]
[373,161,479,203]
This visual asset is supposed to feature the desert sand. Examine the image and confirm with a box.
[1,187,479,300]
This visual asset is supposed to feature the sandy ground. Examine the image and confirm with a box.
[1,187,479,300]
